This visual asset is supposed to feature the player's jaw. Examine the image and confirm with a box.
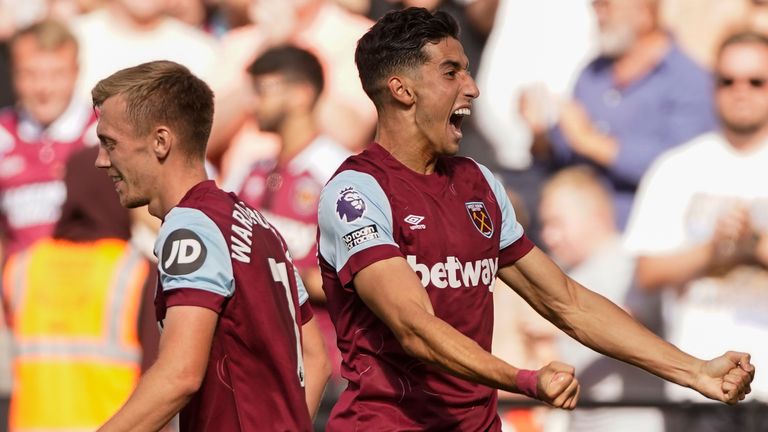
[107,167,148,209]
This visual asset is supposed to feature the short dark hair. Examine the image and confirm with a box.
[355,7,459,107]
[717,31,768,58]
[247,45,324,99]
[91,60,214,161]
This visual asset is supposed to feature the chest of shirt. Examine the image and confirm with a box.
[0,139,84,190]
[384,176,502,293]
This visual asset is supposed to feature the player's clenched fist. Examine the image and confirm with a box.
[693,351,755,405]
[514,361,580,409]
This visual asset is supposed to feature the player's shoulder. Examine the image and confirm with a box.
[332,148,376,177]
[323,169,383,203]
[161,206,220,238]
[442,156,497,186]
[178,180,234,213]
[319,168,390,230]
[445,155,486,171]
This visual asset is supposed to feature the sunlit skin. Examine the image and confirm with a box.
[11,36,78,127]
[94,96,162,214]
[379,37,479,174]
[716,42,768,140]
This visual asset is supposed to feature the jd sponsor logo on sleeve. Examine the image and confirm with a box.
[342,225,379,251]
[336,186,366,223]
[465,201,494,238]
[162,229,207,275]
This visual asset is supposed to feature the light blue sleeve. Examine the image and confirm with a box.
[154,207,235,297]
[294,266,309,305]
[318,170,398,271]
[474,162,525,249]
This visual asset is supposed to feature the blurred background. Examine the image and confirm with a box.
[1,0,767,431]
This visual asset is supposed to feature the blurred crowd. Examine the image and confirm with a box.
[1,0,768,431]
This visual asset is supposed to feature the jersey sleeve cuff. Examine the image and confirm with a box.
[499,234,534,267]
[300,301,314,325]
[164,287,228,314]
[338,244,403,286]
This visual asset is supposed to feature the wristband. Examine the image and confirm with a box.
[515,369,539,399]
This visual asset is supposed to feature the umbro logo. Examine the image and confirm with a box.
[404,214,426,230]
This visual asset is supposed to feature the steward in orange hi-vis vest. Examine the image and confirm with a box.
[1,147,154,432]
[3,239,148,431]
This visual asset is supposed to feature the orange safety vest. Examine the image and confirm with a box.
[2,238,149,432]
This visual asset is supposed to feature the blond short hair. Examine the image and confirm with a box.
[92,60,214,161]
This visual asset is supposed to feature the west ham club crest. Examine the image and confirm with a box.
[465,201,493,238]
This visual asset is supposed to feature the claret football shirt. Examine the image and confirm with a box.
[154,180,313,432]
[318,144,533,431]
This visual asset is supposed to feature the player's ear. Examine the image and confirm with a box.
[387,75,415,106]
[153,126,172,159]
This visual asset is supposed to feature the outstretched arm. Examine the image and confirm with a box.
[98,306,217,431]
[499,246,754,404]
[354,256,579,409]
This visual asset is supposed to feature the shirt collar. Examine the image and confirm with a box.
[17,97,93,143]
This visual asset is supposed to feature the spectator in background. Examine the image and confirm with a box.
[660,0,748,67]
[47,0,107,22]
[660,0,768,68]
[624,31,768,432]
[0,20,94,431]
[223,45,347,416]
[525,0,718,230]
[2,146,157,432]
[70,0,218,101]
[0,19,96,259]
[474,0,595,244]
[165,0,209,29]
[539,166,664,432]
[207,0,375,177]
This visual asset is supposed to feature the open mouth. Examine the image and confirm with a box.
[449,108,471,137]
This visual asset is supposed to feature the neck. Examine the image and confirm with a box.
[723,125,768,153]
[150,161,208,219]
[277,112,318,164]
[108,2,163,32]
[612,30,669,87]
[376,113,438,175]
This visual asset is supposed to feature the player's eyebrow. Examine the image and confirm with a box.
[440,59,470,72]
[97,133,115,145]
[441,60,462,69]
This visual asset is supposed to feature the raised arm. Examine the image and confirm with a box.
[98,306,218,431]
[354,255,579,409]
[498,246,754,404]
